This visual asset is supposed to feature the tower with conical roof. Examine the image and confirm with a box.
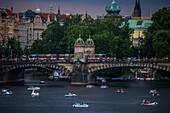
[133,0,141,17]
[105,0,121,17]
[22,11,27,21]
[85,33,95,54]
[57,6,61,22]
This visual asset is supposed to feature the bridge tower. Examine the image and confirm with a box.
[72,34,96,84]
[74,34,85,62]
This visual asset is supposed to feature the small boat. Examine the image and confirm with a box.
[49,76,54,79]
[101,85,108,88]
[1,89,7,93]
[65,93,78,97]
[96,77,103,81]
[40,81,45,84]
[149,90,157,94]
[141,100,158,106]
[73,102,89,107]
[5,91,13,95]
[31,90,39,96]
[86,85,95,88]
[27,86,40,90]
[115,89,124,93]
[101,79,106,82]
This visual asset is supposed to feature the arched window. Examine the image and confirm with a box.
[37,18,39,22]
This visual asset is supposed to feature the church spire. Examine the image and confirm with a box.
[133,0,141,17]
[137,0,141,17]
[57,5,61,22]
[135,0,138,9]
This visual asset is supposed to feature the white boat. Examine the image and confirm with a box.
[65,93,78,97]
[40,81,45,84]
[27,86,40,90]
[141,100,158,106]
[101,85,108,88]
[73,103,89,107]
[149,90,157,94]
[5,91,13,95]
[86,85,95,88]
[1,89,7,93]
[31,90,39,96]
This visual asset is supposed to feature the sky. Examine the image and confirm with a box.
[0,0,170,18]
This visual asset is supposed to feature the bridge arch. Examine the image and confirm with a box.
[87,63,170,74]
[1,63,72,83]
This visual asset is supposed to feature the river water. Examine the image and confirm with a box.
[1,73,170,113]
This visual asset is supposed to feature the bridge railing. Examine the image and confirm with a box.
[1,58,170,64]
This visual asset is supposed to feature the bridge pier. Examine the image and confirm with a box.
[71,70,87,85]
[71,60,96,85]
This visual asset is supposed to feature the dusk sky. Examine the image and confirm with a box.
[0,0,170,18]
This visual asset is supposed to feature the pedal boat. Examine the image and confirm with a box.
[101,85,108,88]
[86,85,95,88]
[1,89,7,93]
[27,86,40,90]
[5,91,13,95]
[149,90,157,94]
[141,101,158,106]
[115,89,124,93]
[73,103,89,107]
[65,93,78,97]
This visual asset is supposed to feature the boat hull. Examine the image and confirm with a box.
[141,102,158,106]
[65,95,78,97]
[73,104,88,107]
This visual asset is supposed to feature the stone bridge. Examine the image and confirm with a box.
[0,60,170,84]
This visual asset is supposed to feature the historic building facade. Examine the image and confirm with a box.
[0,7,20,45]
[129,0,153,46]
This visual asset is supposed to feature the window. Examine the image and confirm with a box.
[37,18,39,22]
[137,21,143,25]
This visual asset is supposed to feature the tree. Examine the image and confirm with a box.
[5,38,23,57]
[153,30,170,58]
[29,21,64,54]
[143,7,170,58]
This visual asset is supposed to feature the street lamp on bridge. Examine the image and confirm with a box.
[138,37,141,60]
[131,36,134,61]
[36,32,39,60]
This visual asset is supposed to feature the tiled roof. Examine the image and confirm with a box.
[128,19,153,29]
[120,19,153,29]
[5,9,12,16]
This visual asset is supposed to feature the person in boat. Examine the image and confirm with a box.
[143,100,146,103]
[147,101,150,103]
[117,89,120,92]
[121,89,124,92]
[80,102,84,105]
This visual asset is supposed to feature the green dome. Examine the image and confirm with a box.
[75,34,84,45]
[105,0,121,17]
